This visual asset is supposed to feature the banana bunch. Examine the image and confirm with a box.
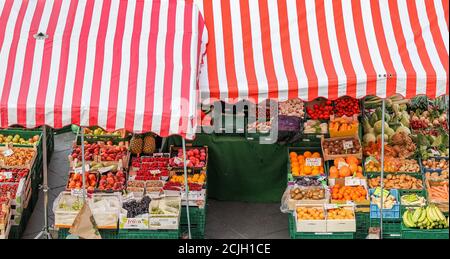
[403,205,449,229]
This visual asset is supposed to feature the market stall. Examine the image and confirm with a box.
[0,0,207,239]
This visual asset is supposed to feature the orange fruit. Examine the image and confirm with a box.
[311,152,321,158]
[312,167,320,175]
[346,155,359,165]
[339,166,351,177]
[349,163,358,174]
[304,151,312,158]
[329,166,338,175]
[303,166,312,175]
[334,158,346,167]
[289,152,297,157]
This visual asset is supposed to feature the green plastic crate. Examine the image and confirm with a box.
[400,223,449,239]
[8,205,33,239]
[181,206,206,227]
[58,228,118,239]
[355,212,370,239]
[180,225,205,239]
[369,218,401,239]
[117,229,179,239]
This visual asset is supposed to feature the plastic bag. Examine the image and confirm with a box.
[280,186,293,213]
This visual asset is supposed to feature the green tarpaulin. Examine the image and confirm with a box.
[165,134,288,202]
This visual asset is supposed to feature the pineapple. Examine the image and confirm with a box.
[130,135,143,155]
[143,135,156,154]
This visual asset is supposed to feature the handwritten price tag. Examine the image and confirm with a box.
[337,161,349,170]
[2,149,14,157]
[73,164,90,174]
[305,158,322,167]
[0,171,13,180]
[173,157,184,166]
[343,140,354,150]
[345,177,361,186]
[150,170,161,175]
[70,188,87,197]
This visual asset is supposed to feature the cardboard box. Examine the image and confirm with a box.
[328,178,370,207]
[325,204,356,232]
[149,197,181,230]
[119,213,149,229]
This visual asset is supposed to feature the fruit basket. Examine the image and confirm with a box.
[0,130,42,147]
[367,173,424,193]
[0,146,37,170]
[287,147,326,179]
[329,115,359,138]
[369,188,400,219]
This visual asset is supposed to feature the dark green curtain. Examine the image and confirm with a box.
[164,134,287,202]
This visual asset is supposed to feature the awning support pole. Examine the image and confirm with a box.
[182,138,191,239]
[380,99,386,239]
[81,127,86,201]
[34,126,52,239]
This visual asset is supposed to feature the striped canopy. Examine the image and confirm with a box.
[0,0,207,139]
[196,0,449,103]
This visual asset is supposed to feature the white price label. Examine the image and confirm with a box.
[173,157,184,166]
[343,140,354,150]
[153,153,164,157]
[98,166,114,173]
[345,177,361,186]
[73,164,90,174]
[0,171,13,180]
[305,158,322,167]
[123,217,149,229]
[325,204,338,209]
[2,149,14,157]
[70,188,87,197]
[150,169,161,175]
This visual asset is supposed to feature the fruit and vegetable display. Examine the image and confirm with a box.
[67,172,98,192]
[289,187,326,201]
[83,127,124,137]
[98,171,126,192]
[0,168,29,183]
[149,197,181,216]
[327,207,355,220]
[289,151,325,177]
[330,184,368,202]
[122,196,151,218]
[170,172,206,185]
[70,142,100,161]
[296,206,325,220]
[400,193,426,207]
[294,177,323,187]
[422,158,448,171]
[247,119,273,133]
[303,120,328,134]
[278,99,305,118]
[328,156,363,178]
[306,100,333,120]
[368,174,423,190]
[169,148,207,169]
[334,97,360,117]
[402,205,448,229]
[371,191,398,209]
[0,134,40,145]
[88,194,121,228]
[364,157,420,173]
[322,138,361,157]
[426,179,448,203]
[0,185,18,199]
[0,148,36,167]
[70,141,128,163]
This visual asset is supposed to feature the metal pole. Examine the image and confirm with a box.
[380,99,386,239]
[34,126,52,239]
[80,127,86,201]
[182,138,191,239]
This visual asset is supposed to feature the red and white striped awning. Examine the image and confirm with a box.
[0,0,207,139]
[196,0,449,103]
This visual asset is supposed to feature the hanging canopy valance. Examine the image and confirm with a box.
[196,0,449,103]
[0,0,207,139]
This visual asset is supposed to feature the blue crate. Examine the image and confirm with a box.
[369,189,400,219]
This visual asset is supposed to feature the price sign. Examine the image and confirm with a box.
[153,153,164,157]
[98,165,115,173]
[73,164,90,174]
[343,140,354,150]
[150,169,161,175]
[325,204,338,209]
[345,177,362,186]
[373,187,390,199]
[2,149,14,157]
[305,158,322,167]
[173,157,184,166]
[0,171,13,180]
[71,188,87,197]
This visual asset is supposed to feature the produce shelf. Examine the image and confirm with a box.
[355,212,370,239]
[117,229,179,239]
[400,222,449,239]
